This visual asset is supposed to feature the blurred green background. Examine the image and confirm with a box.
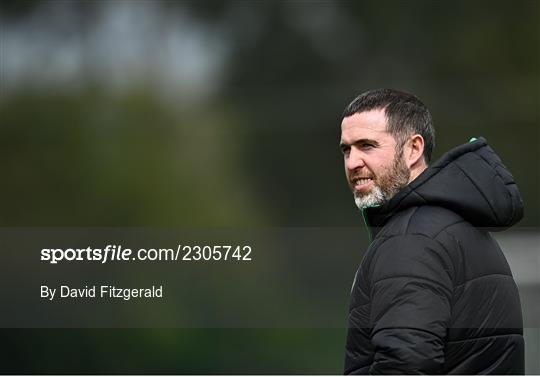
[1,0,539,374]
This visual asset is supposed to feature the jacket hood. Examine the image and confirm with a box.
[364,137,524,232]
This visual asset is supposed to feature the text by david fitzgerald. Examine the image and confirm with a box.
[41,285,163,301]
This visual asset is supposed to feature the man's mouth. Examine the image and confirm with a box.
[352,177,374,192]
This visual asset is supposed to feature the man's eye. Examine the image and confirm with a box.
[341,147,350,155]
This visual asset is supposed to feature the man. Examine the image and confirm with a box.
[341,89,524,374]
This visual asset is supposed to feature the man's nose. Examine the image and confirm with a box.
[346,148,365,171]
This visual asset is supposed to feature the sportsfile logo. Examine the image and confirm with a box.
[41,245,136,264]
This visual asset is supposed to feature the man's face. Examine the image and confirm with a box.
[340,109,411,209]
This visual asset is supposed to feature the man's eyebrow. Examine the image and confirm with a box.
[339,138,380,148]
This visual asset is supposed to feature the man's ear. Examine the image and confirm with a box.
[405,134,425,168]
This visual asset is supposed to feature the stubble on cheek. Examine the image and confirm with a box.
[353,155,410,201]
[378,155,410,199]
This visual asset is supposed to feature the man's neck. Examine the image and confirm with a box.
[408,163,428,184]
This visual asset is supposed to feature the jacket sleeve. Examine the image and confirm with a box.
[366,234,454,374]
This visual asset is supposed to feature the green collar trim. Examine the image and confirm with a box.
[360,207,377,244]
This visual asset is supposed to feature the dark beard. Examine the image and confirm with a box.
[377,151,411,202]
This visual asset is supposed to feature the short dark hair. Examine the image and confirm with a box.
[343,88,435,163]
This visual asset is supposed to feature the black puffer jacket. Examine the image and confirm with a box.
[345,137,524,374]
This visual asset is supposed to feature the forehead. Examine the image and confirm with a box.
[340,109,390,142]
